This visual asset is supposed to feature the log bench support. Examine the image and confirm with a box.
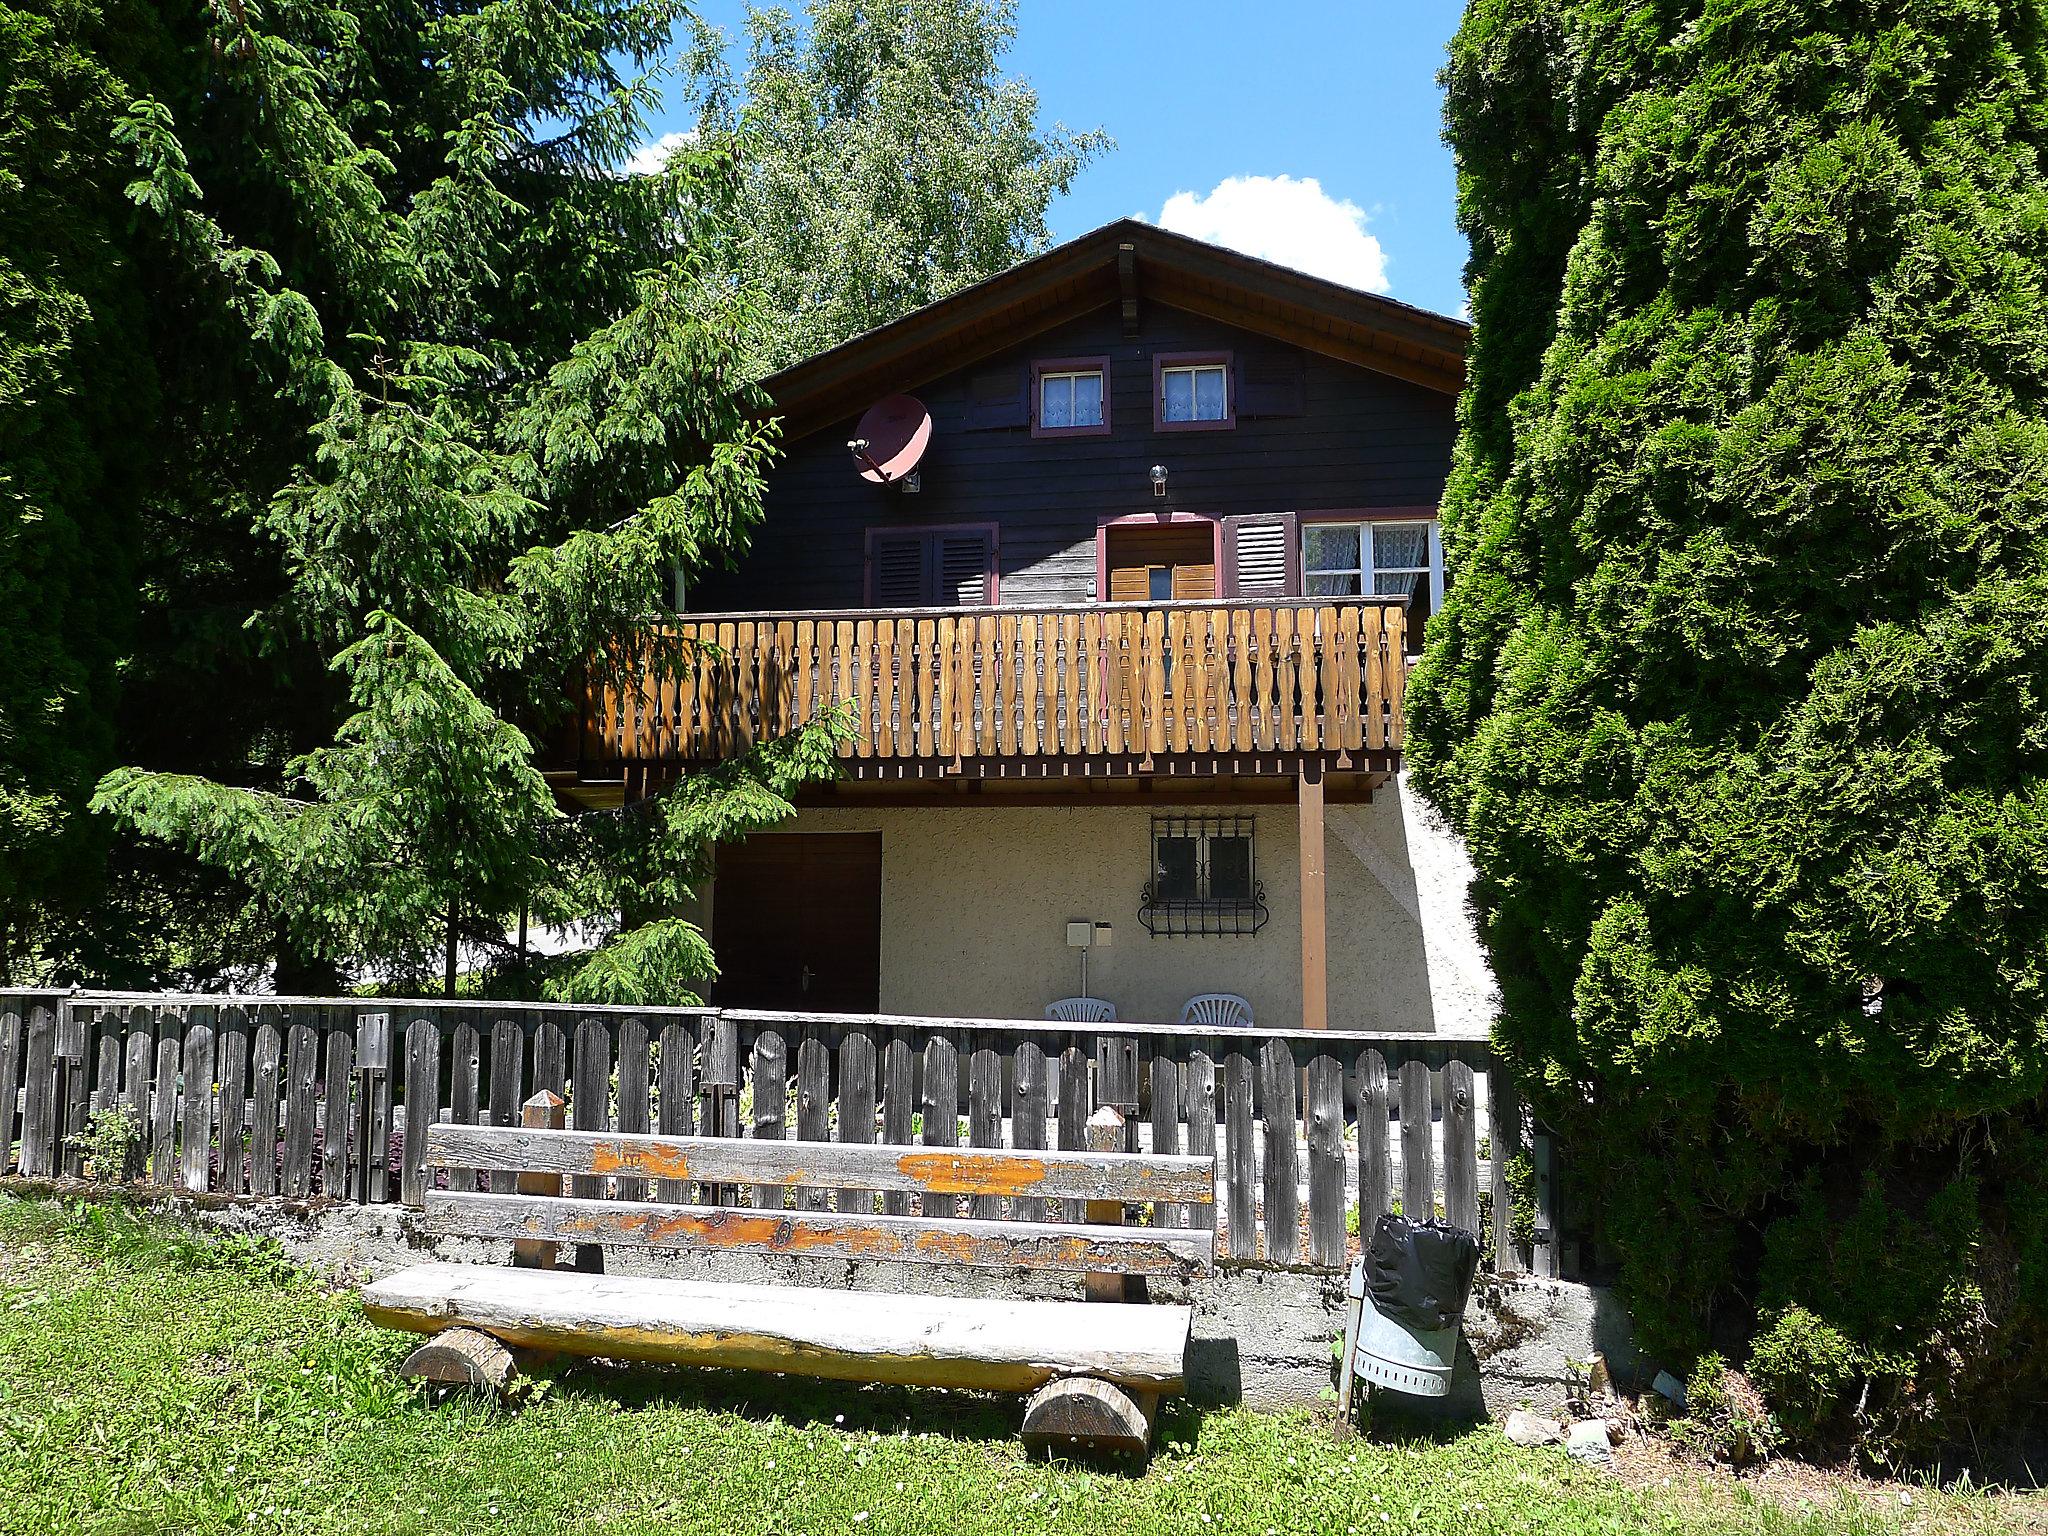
[1021,1105,1159,1457]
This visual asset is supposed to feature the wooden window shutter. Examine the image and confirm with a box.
[1171,559,1216,600]
[966,367,1029,430]
[1239,351,1306,417]
[1108,564,1152,603]
[1222,513,1298,597]
[871,532,929,606]
[936,531,995,606]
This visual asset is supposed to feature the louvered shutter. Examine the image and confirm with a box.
[937,531,995,605]
[1222,512,1299,597]
[870,532,928,606]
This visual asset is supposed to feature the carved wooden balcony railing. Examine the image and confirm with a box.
[579,597,1407,771]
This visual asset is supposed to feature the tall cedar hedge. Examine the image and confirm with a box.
[1415,0,2048,1458]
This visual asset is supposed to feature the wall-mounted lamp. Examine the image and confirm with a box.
[1150,464,1168,498]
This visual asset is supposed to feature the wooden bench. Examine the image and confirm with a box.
[363,1092,1216,1452]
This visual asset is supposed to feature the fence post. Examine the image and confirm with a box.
[513,1090,566,1270]
[1532,1124,1560,1280]
[1489,1068,1520,1275]
[1082,1105,1127,1304]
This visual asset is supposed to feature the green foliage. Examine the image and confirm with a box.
[2,1196,2014,1536]
[1748,1306,1863,1457]
[1419,0,2048,1461]
[681,0,1110,371]
[1671,1353,1778,1468]
[8,0,836,996]
[66,1106,140,1185]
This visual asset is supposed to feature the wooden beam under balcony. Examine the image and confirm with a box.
[574,597,1408,792]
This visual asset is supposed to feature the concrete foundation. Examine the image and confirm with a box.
[188,1199,1631,1419]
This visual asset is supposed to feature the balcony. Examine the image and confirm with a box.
[573,597,1407,798]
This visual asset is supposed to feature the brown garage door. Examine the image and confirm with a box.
[710,833,883,1012]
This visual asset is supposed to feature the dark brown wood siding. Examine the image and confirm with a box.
[689,304,1456,612]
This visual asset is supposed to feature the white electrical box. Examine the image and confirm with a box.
[1065,921,1094,948]
[1093,922,1114,948]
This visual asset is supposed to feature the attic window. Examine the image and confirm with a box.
[1032,357,1110,437]
[1155,352,1234,431]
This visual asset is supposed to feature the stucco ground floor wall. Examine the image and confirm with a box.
[713,774,1495,1036]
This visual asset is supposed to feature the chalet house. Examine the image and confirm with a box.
[571,220,1493,1036]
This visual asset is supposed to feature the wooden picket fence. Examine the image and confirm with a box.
[0,991,1563,1277]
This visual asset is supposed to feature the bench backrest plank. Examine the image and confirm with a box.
[422,1124,1216,1207]
[423,1190,1213,1276]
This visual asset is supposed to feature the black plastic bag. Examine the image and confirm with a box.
[1365,1214,1480,1333]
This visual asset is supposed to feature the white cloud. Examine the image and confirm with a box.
[1155,175,1390,294]
[624,130,695,177]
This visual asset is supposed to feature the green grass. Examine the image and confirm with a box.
[0,1198,2020,1536]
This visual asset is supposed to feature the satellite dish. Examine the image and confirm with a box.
[848,394,932,485]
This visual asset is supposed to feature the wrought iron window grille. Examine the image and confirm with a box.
[1140,814,1267,937]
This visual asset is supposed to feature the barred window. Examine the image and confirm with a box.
[1141,815,1267,937]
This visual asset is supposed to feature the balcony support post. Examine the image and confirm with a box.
[1298,760,1329,1031]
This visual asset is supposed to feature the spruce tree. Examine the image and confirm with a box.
[9,0,841,996]
[1417,0,2048,1456]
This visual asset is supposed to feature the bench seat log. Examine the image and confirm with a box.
[422,1190,1213,1277]
[364,1262,1191,1394]
[422,1125,1216,1208]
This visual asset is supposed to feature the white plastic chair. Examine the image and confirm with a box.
[1045,997,1116,1023]
[1179,993,1253,1029]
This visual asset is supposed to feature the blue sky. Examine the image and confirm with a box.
[633,2,1471,320]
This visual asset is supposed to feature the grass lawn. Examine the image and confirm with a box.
[0,1198,2030,1536]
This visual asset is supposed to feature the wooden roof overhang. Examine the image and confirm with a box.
[763,219,1469,439]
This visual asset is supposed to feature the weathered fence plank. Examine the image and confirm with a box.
[489,1019,523,1196]
[362,1014,394,1204]
[0,1012,21,1177]
[881,1036,915,1217]
[216,1010,248,1196]
[1443,1059,1479,1236]
[967,1044,1004,1220]
[249,1020,281,1197]
[179,1013,215,1192]
[449,1019,483,1196]
[1306,1052,1347,1267]
[1491,1071,1520,1274]
[1222,1049,1257,1259]
[1012,1041,1050,1223]
[1399,1059,1433,1221]
[1184,1051,1217,1234]
[149,1030,179,1187]
[751,1029,787,1211]
[20,1006,58,1179]
[401,1018,441,1207]
[1259,1038,1302,1263]
[570,1019,610,1202]
[59,1007,91,1180]
[1056,1044,1089,1222]
[322,1028,353,1199]
[283,1022,318,1198]
[795,1036,830,1211]
[920,1037,959,1219]
[1358,1049,1390,1232]
[1149,1054,1182,1230]
[657,1020,695,1205]
[839,1028,878,1215]
[614,1018,650,1203]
